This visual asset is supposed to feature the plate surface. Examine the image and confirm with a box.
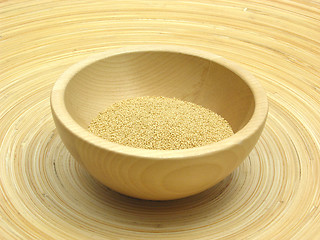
[1,1,320,239]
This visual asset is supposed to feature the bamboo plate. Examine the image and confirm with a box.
[1,1,320,239]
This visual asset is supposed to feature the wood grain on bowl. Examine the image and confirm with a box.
[51,45,268,200]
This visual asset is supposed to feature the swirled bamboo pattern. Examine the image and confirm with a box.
[1,1,320,239]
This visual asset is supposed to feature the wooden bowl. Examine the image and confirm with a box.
[51,45,268,200]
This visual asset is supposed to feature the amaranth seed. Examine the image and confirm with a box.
[88,96,234,150]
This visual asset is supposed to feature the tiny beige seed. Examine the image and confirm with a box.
[88,96,234,150]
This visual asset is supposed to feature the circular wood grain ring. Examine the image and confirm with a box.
[1,1,320,239]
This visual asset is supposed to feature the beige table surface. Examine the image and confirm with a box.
[1,1,320,239]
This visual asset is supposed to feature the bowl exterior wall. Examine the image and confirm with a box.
[52,110,266,200]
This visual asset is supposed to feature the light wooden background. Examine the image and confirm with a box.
[1,1,320,239]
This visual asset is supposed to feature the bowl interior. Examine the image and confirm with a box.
[64,51,255,134]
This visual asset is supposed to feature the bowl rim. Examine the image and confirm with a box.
[51,45,268,159]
